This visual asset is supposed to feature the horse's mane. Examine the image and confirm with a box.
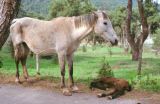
[74,13,98,28]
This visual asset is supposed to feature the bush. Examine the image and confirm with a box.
[153,29,160,50]
[98,57,114,78]
[134,75,160,92]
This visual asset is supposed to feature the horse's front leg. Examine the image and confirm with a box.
[58,53,72,96]
[58,53,66,88]
[67,54,79,92]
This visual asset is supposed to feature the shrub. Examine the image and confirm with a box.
[98,57,114,78]
[134,74,160,92]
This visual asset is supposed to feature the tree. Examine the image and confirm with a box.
[145,0,160,34]
[0,0,21,50]
[49,0,96,18]
[137,0,149,75]
[18,6,45,19]
[110,7,129,51]
[126,0,149,62]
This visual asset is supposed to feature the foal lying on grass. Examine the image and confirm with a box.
[90,77,132,99]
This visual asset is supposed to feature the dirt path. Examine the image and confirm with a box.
[0,75,160,104]
[0,84,160,104]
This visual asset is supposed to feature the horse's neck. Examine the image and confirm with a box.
[72,25,93,41]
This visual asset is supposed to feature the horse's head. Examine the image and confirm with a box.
[93,10,118,46]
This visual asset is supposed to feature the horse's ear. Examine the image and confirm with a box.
[102,11,108,19]
[92,11,98,18]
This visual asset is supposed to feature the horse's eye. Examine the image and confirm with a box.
[103,22,107,25]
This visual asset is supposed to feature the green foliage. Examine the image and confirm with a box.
[109,6,127,38]
[18,8,45,19]
[153,29,160,49]
[135,75,160,92]
[98,57,114,78]
[110,6,126,27]
[109,6,140,37]
[144,0,158,17]
[20,0,51,19]
[144,0,160,33]
[49,0,96,18]
[92,0,137,10]
[20,0,137,19]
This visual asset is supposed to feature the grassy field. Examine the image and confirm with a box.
[1,45,160,92]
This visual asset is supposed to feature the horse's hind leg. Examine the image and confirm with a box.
[21,57,29,81]
[15,58,20,83]
[108,89,125,99]
[14,47,20,83]
[20,43,29,81]
[14,43,29,82]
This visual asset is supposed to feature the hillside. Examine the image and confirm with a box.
[92,0,137,10]
[21,0,137,18]
[21,0,51,17]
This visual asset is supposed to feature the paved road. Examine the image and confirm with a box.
[0,84,158,104]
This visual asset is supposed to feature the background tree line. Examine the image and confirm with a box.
[19,0,138,19]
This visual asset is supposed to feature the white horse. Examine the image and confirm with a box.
[10,10,118,95]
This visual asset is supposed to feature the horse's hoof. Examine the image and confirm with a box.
[107,96,113,100]
[62,88,72,96]
[26,78,29,81]
[71,86,79,92]
[23,76,29,81]
[97,93,106,98]
[15,78,20,83]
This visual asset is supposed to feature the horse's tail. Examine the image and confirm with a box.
[10,37,29,60]
[14,42,29,60]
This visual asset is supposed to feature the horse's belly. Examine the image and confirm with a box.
[26,42,56,55]
[37,48,56,55]
[33,47,56,55]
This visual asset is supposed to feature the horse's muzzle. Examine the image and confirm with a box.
[111,39,118,46]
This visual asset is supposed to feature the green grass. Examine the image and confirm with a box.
[1,45,160,92]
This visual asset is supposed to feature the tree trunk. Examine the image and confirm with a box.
[126,0,139,60]
[126,0,148,63]
[0,0,21,50]
[132,49,139,60]
[137,0,149,75]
